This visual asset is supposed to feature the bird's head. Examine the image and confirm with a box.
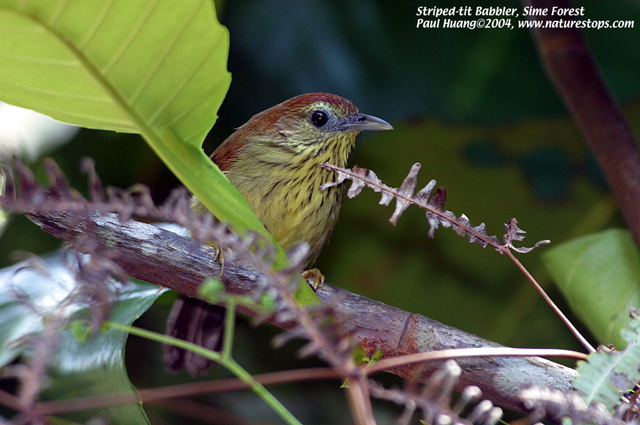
[271,93,393,157]
[212,93,392,170]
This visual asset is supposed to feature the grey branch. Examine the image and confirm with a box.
[29,211,577,413]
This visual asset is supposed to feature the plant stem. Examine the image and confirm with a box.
[222,298,236,361]
[523,0,640,249]
[505,250,595,352]
[106,322,303,425]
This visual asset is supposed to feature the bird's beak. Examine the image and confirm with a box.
[341,113,394,132]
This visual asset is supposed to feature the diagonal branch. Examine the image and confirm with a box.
[523,0,640,248]
[28,211,577,413]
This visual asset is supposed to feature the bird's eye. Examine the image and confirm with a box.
[311,110,329,127]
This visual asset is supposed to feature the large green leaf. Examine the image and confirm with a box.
[543,229,640,348]
[0,252,165,424]
[44,287,163,424]
[0,0,223,141]
[0,0,271,242]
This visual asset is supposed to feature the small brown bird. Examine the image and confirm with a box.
[165,93,393,374]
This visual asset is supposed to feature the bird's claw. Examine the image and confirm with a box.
[302,268,325,291]
[213,243,225,278]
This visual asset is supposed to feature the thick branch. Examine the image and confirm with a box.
[523,0,640,248]
[29,212,577,413]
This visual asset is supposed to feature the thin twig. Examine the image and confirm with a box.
[505,250,595,353]
[346,376,376,425]
[368,347,588,375]
[26,367,341,415]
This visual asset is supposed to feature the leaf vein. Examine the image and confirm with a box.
[101,0,159,75]
[129,0,204,106]
[149,33,219,126]
[77,0,115,49]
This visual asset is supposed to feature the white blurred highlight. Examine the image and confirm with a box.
[0,102,79,160]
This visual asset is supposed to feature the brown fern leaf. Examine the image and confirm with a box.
[389,162,421,225]
[81,157,106,203]
[320,162,549,253]
[370,360,504,425]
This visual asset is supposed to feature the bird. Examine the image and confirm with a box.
[164,92,393,375]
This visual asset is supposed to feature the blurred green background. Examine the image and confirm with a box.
[2,0,639,423]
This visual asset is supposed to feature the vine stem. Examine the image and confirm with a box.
[504,249,595,353]
[106,322,303,425]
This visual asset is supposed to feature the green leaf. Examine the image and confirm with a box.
[44,286,164,424]
[0,252,165,424]
[0,253,66,368]
[0,0,224,141]
[543,228,640,348]
[0,210,7,243]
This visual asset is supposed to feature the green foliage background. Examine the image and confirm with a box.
[2,0,640,423]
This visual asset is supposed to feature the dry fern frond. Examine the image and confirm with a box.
[321,162,549,254]
[320,162,599,352]
[370,360,503,425]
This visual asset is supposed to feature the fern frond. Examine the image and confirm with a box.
[370,360,503,425]
[321,162,549,253]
